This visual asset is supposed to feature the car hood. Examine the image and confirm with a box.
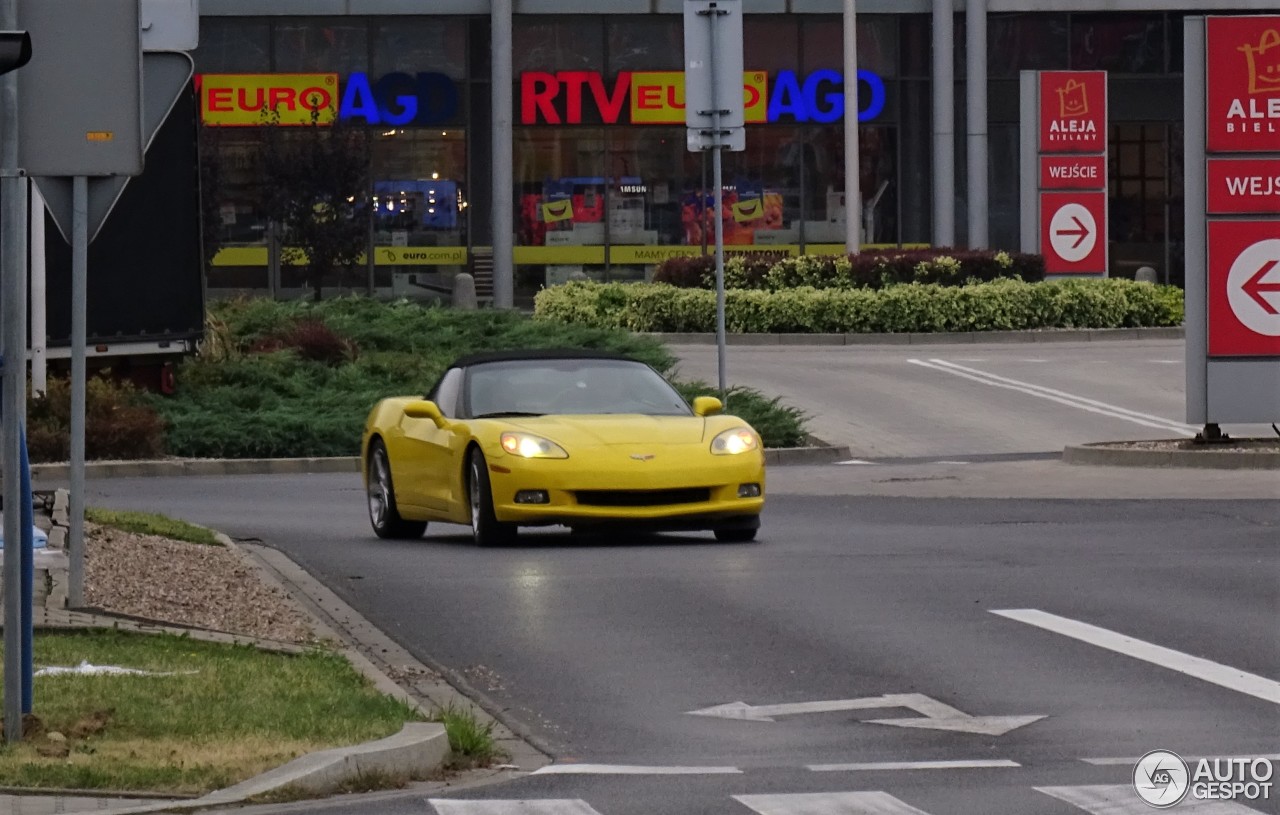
[494,414,708,446]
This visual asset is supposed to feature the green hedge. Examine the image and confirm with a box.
[534,279,1185,334]
[652,249,1046,291]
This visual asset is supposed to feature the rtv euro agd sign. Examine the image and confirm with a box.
[1134,750,1274,808]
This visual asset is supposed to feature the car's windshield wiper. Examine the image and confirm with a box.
[472,411,545,419]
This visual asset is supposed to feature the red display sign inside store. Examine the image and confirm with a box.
[1040,155,1107,190]
[1038,71,1107,154]
[1206,17,1280,153]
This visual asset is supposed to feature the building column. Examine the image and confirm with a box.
[490,0,514,308]
[965,0,989,248]
[932,0,955,247]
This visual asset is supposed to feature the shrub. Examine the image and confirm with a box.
[652,248,1046,291]
[534,279,1185,334]
[674,382,808,449]
[28,374,167,463]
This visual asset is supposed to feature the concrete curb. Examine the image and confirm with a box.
[1063,442,1280,470]
[31,445,838,480]
[765,444,851,465]
[650,326,1185,345]
[83,723,449,815]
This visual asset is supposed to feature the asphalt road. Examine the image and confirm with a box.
[61,339,1279,814]
[81,474,1280,815]
[667,339,1277,459]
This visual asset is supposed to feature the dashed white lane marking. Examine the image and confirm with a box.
[429,802,604,815]
[1037,784,1263,813]
[909,359,1195,435]
[992,609,1280,705]
[808,759,1020,772]
[734,791,932,815]
[1082,754,1280,766]
[836,459,878,465]
[531,764,742,775]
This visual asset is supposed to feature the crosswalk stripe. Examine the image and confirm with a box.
[428,801,605,815]
[808,759,1020,772]
[734,791,932,815]
[531,763,742,775]
[1037,785,1264,813]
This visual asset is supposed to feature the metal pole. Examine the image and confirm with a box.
[932,0,955,247]
[965,0,989,248]
[68,176,87,609]
[1,0,27,746]
[843,0,861,254]
[708,9,727,403]
[29,185,45,395]
[490,0,514,309]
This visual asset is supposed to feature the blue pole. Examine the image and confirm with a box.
[18,421,32,713]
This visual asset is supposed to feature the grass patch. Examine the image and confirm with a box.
[84,508,221,546]
[0,630,420,794]
[437,704,502,769]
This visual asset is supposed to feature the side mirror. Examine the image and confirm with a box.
[692,396,723,417]
[404,399,447,426]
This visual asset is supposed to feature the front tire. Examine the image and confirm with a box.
[468,449,518,547]
[714,526,758,543]
[367,440,427,540]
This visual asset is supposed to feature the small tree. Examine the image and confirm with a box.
[260,108,369,301]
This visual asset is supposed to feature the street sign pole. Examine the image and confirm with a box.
[68,176,87,608]
[685,0,744,408]
[843,0,860,254]
[707,10,727,402]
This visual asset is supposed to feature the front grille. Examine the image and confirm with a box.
[575,488,711,507]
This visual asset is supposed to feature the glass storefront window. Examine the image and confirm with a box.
[514,18,604,73]
[372,18,467,79]
[606,128,701,249]
[371,129,468,292]
[744,17,799,75]
[193,18,270,74]
[274,19,369,74]
[987,13,1069,76]
[801,15,899,78]
[607,17,682,73]
[515,127,607,293]
[1071,14,1165,74]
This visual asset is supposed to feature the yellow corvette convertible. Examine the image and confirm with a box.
[361,349,765,546]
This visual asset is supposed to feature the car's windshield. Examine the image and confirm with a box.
[465,359,692,417]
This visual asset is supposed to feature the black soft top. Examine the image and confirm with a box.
[449,348,640,369]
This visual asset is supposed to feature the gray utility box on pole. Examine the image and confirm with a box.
[17,0,143,178]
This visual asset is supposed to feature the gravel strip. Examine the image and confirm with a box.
[84,523,318,644]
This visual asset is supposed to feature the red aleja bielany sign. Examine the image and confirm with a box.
[1038,71,1107,154]
[1207,17,1280,153]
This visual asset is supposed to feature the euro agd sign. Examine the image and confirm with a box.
[519,69,887,125]
[198,72,460,127]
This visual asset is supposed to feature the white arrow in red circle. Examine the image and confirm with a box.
[1226,238,1280,337]
[1056,216,1091,250]
[1244,259,1280,315]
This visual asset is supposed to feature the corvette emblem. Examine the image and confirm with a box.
[630,453,656,461]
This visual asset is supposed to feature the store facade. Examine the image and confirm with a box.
[194,0,1276,301]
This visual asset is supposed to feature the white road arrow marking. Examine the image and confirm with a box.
[686,693,1045,735]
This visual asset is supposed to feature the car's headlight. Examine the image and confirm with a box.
[710,427,759,455]
[500,432,568,459]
